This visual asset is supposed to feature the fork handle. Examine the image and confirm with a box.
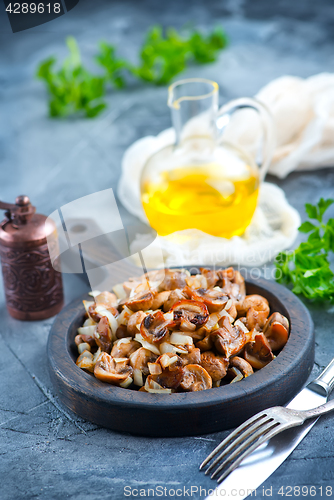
[302,397,334,420]
[308,357,334,397]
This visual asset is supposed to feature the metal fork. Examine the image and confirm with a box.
[200,398,334,484]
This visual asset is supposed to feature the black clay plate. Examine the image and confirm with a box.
[47,277,314,437]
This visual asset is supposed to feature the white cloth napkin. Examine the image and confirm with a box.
[117,73,334,266]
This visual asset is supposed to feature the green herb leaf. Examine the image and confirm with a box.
[36,37,106,118]
[276,198,334,303]
[298,221,316,233]
[36,25,228,118]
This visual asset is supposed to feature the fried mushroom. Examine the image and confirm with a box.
[94,316,112,353]
[163,289,187,312]
[170,300,209,330]
[94,352,133,386]
[229,356,254,377]
[212,316,246,358]
[244,333,274,369]
[179,364,212,391]
[127,311,147,337]
[263,312,289,351]
[180,345,201,366]
[140,310,171,343]
[110,338,141,358]
[200,351,229,382]
[189,288,229,313]
[125,290,156,312]
[237,294,270,330]
[160,269,187,290]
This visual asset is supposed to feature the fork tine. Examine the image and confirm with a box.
[211,418,277,478]
[216,423,282,484]
[205,415,272,475]
[199,412,267,471]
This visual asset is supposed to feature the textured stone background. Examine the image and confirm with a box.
[0,1,334,499]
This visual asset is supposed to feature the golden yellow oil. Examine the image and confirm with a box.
[141,163,259,237]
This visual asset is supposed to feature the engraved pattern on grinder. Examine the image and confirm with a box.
[0,195,64,320]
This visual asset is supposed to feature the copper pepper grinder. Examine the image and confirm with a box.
[0,195,64,320]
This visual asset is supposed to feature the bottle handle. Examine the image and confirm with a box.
[216,97,275,181]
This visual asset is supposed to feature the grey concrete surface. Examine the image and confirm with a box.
[0,1,334,499]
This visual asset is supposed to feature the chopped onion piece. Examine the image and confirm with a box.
[83,300,95,315]
[148,362,162,375]
[160,342,188,355]
[95,306,118,338]
[230,367,243,383]
[117,306,134,326]
[133,369,144,387]
[77,325,96,337]
[135,334,160,355]
[78,343,91,354]
[234,319,249,333]
[145,378,164,391]
[163,312,173,321]
[92,348,102,365]
[159,355,178,369]
[88,290,101,298]
[113,357,129,363]
[119,376,133,388]
[146,388,172,394]
[170,332,193,345]
[224,299,233,311]
[83,318,95,327]
[219,309,234,323]
[113,337,132,346]
[77,350,93,361]
[113,283,127,300]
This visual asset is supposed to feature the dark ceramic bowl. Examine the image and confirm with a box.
[47,277,314,437]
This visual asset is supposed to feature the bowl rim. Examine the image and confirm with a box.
[48,275,314,411]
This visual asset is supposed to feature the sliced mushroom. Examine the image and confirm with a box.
[75,334,96,348]
[200,351,229,382]
[151,291,171,310]
[244,333,274,369]
[140,310,171,344]
[263,312,289,351]
[88,302,118,323]
[95,291,117,307]
[129,347,158,376]
[115,324,129,339]
[94,352,133,385]
[217,267,246,302]
[189,288,229,313]
[180,345,201,366]
[125,290,156,312]
[127,311,147,336]
[229,356,254,377]
[160,269,187,290]
[170,300,209,330]
[212,316,246,358]
[157,352,183,371]
[94,316,112,352]
[110,339,141,358]
[162,288,187,312]
[76,350,94,372]
[237,294,270,330]
[196,334,214,352]
[179,364,212,391]
[147,364,184,390]
[200,268,219,288]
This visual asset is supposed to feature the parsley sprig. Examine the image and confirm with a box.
[37,37,107,118]
[36,25,228,118]
[275,198,334,302]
